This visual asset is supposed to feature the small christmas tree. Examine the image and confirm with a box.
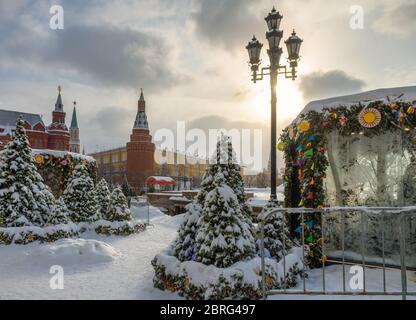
[174,135,257,263]
[47,197,70,225]
[258,199,293,261]
[196,169,256,268]
[63,164,99,222]
[0,117,55,227]
[121,175,134,207]
[109,187,132,221]
[95,178,111,220]
[173,202,202,261]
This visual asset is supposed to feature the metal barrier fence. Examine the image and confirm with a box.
[259,207,416,300]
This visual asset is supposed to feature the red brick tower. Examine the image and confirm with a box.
[126,89,155,191]
[47,86,70,150]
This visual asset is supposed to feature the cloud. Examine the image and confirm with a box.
[298,70,366,101]
[373,1,416,36]
[81,105,135,152]
[191,0,265,50]
[0,3,184,91]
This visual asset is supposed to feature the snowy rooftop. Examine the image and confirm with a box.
[0,108,44,127]
[295,85,416,122]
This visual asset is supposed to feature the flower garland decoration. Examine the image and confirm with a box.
[280,98,416,268]
[33,151,97,196]
[358,107,382,128]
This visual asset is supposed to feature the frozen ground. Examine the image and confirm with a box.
[0,205,414,300]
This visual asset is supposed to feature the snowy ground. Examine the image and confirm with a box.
[0,204,415,300]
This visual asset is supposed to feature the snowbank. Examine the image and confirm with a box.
[28,239,120,266]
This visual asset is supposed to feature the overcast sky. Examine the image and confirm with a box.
[0,0,415,169]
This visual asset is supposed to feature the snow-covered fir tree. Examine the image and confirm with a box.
[212,135,253,218]
[0,117,55,227]
[173,135,256,263]
[63,164,99,222]
[109,187,132,221]
[196,169,256,268]
[95,178,111,220]
[173,201,202,261]
[47,197,70,225]
[172,165,215,262]
[258,198,293,261]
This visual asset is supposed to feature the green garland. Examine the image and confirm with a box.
[280,99,416,267]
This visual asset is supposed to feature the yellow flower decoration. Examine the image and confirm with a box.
[277,142,285,151]
[297,120,311,132]
[34,154,44,164]
[358,108,381,128]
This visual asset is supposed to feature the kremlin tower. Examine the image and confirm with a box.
[69,101,80,153]
[47,86,70,151]
[126,89,155,190]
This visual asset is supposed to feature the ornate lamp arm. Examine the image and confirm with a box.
[278,65,297,81]
[251,66,271,83]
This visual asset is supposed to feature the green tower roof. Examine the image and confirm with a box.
[70,104,78,129]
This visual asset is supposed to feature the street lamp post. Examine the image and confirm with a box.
[246,6,303,200]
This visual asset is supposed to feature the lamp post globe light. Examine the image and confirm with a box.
[246,5,303,200]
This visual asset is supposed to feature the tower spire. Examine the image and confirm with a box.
[69,100,80,153]
[70,101,78,129]
[139,88,145,101]
[55,85,64,112]
[134,88,148,129]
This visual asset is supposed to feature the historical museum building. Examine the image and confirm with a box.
[0,87,80,153]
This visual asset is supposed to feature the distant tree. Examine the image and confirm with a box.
[121,175,135,207]
[109,187,132,221]
[63,164,99,222]
[95,178,111,220]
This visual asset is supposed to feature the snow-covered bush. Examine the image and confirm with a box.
[82,219,146,236]
[152,246,304,300]
[47,197,70,226]
[79,186,144,236]
[95,178,111,220]
[63,164,99,223]
[108,187,132,221]
[0,222,79,245]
